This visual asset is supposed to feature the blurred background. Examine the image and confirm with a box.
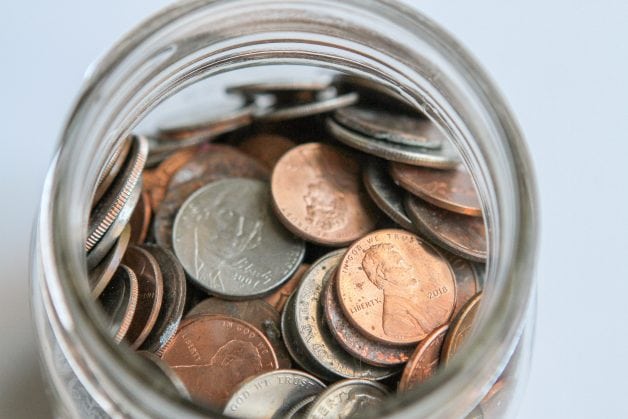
[1,1,627,417]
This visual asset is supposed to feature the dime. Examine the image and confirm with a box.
[323,268,413,367]
[184,298,291,369]
[238,133,296,169]
[122,245,164,349]
[447,255,479,317]
[161,315,278,408]
[405,195,487,262]
[89,224,131,298]
[441,292,482,364]
[334,106,442,148]
[327,118,459,169]
[137,351,191,399]
[336,229,456,345]
[398,324,449,391]
[129,190,151,244]
[263,263,310,312]
[292,250,396,380]
[173,178,305,298]
[257,92,358,122]
[142,147,197,210]
[93,139,131,203]
[98,265,138,343]
[87,135,148,252]
[223,369,326,418]
[390,162,481,216]
[271,143,378,246]
[139,245,187,354]
[362,158,414,231]
[305,379,389,419]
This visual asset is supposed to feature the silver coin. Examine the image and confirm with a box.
[362,159,414,231]
[334,105,442,149]
[88,224,131,298]
[326,117,459,169]
[139,245,187,354]
[173,178,305,298]
[285,395,317,419]
[305,379,389,419]
[257,92,358,122]
[224,369,326,419]
[137,351,191,400]
[227,80,331,99]
[332,74,416,113]
[87,134,148,252]
[93,138,131,203]
[98,265,139,343]
[292,251,396,380]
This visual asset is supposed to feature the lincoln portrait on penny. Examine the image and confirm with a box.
[361,243,433,339]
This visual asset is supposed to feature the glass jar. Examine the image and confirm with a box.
[31,0,538,417]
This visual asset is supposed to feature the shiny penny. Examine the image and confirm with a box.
[173,178,305,298]
[122,245,164,349]
[336,229,456,345]
[89,224,130,298]
[161,315,278,409]
[271,143,378,246]
[323,267,413,367]
[238,133,296,169]
[142,147,197,210]
[129,190,151,244]
[223,369,326,418]
[390,162,482,216]
[305,379,389,419]
[263,263,310,312]
[441,292,482,364]
[398,324,449,391]
[184,298,291,369]
[98,264,138,343]
[405,195,487,262]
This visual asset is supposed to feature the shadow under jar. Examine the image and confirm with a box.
[31,1,538,418]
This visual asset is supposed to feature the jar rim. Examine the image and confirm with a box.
[36,0,538,417]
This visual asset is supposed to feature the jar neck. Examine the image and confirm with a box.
[37,1,538,417]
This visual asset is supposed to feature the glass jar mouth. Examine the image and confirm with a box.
[36,0,538,417]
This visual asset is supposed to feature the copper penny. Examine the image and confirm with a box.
[98,264,138,343]
[142,147,197,210]
[441,292,482,364]
[263,263,310,312]
[122,245,164,349]
[161,315,278,409]
[89,224,130,298]
[129,190,151,244]
[336,229,456,345]
[447,255,479,317]
[323,267,413,367]
[167,144,268,190]
[398,324,449,391]
[238,134,296,169]
[405,195,487,262]
[271,143,378,246]
[390,162,482,216]
[184,298,291,369]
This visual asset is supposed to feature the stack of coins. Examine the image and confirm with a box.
[86,75,505,418]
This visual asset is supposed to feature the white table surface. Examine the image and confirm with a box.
[1,1,627,417]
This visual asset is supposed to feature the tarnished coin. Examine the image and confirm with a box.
[123,245,164,349]
[173,178,305,298]
[441,292,482,364]
[238,134,296,169]
[98,265,138,343]
[223,369,326,418]
[398,324,449,392]
[336,229,456,345]
[271,143,378,246]
[129,190,151,244]
[405,195,487,262]
[327,118,459,169]
[137,351,190,399]
[142,147,197,210]
[185,298,291,369]
[305,379,389,419]
[332,74,416,114]
[227,80,331,101]
[161,315,278,409]
[473,263,486,289]
[153,180,205,249]
[447,255,479,317]
[264,263,310,312]
[87,135,148,252]
[168,144,269,190]
[139,245,186,354]
[93,138,131,203]
[257,92,358,122]
[390,163,481,216]
[88,224,130,298]
[292,250,396,380]
[362,159,414,231]
[334,106,442,148]
[323,268,413,367]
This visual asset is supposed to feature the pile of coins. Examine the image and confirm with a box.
[85,74,505,418]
